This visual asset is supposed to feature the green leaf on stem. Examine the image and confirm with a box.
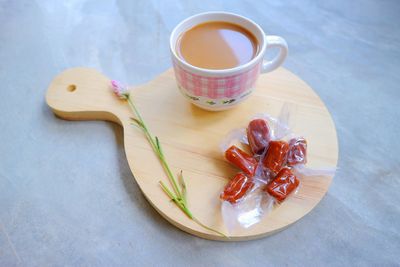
[159,181,177,201]
[123,93,226,237]
[178,171,187,203]
[155,136,163,156]
[130,117,145,129]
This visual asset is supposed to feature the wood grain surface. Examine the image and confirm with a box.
[45,67,338,241]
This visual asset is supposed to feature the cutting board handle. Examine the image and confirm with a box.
[45,67,130,126]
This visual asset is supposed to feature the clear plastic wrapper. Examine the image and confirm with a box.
[219,128,248,152]
[221,166,335,232]
[287,137,307,166]
[220,172,255,204]
[264,167,300,202]
[224,146,258,177]
[221,186,273,231]
[219,104,292,154]
[218,104,336,233]
[247,119,271,155]
[262,140,290,175]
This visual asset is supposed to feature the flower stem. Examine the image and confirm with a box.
[159,181,193,218]
[193,217,228,238]
[125,93,226,237]
[127,96,182,198]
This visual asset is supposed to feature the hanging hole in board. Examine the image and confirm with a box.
[67,84,76,92]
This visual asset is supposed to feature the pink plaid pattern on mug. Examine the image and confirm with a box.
[173,62,261,99]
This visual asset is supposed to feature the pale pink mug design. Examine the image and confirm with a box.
[170,12,288,111]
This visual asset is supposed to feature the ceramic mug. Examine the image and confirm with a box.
[170,11,288,111]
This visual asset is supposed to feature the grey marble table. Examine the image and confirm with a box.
[1,1,399,266]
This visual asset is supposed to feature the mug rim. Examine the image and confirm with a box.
[170,11,267,75]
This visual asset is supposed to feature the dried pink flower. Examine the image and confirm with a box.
[111,80,128,99]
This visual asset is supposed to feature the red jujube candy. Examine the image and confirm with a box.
[287,137,307,166]
[247,119,271,155]
[225,145,258,177]
[220,173,254,204]
[265,168,299,202]
[262,140,289,174]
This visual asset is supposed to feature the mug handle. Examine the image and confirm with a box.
[261,35,288,73]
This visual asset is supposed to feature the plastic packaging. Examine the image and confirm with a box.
[224,146,258,177]
[221,187,273,230]
[262,140,290,175]
[220,173,255,204]
[218,104,336,232]
[264,167,299,202]
[287,137,307,166]
[247,119,271,155]
[219,104,292,154]
[219,128,248,152]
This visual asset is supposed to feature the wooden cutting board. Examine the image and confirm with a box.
[46,67,338,241]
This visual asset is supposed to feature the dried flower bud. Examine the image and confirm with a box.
[111,80,128,99]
